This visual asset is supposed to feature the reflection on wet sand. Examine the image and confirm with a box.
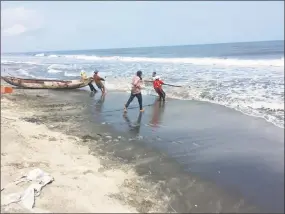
[86,92,284,213]
[149,100,166,128]
[123,112,143,136]
[95,94,106,113]
[89,91,96,97]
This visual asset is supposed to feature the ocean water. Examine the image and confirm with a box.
[1,40,284,128]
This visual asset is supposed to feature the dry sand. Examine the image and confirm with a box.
[0,90,167,213]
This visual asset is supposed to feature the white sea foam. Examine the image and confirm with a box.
[34,53,45,57]
[1,60,13,64]
[64,71,79,77]
[47,54,58,58]
[1,59,39,65]
[47,68,62,74]
[47,64,70,70]
[60,54,284,67]
[16,69,36,78]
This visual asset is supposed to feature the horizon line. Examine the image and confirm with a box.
[3,39,284,54]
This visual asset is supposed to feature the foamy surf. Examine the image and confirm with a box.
[64,71,79,77]
[103,76,284,129]
[34,53,45,57]
[47,69,62,73]
[57,54,284,67]
[19,53,284,68]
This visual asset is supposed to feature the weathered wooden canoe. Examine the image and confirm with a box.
[1,76,92,89]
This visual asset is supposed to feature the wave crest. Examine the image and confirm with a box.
[60,54,284,67]
[34,53,45,57]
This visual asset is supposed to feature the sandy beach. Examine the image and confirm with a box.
[1,86,283,213]
[0,89,168,213]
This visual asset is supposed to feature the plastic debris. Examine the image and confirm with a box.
[1,168,54,211]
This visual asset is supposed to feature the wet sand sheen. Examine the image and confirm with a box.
[3,88,284,213]
[90,90,284,213]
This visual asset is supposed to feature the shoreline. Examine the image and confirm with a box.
[1,88,283,213]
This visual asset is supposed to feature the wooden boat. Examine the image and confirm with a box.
[1,76,92,89]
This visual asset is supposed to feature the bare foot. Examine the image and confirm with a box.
[140,109,144,112]
[124,106,127,112]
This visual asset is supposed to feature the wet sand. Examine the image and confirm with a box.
[1,87,284,213]
[90,90,284,213]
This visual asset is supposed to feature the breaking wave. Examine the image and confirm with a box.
[58,55,284,67]
[24,53,285,68]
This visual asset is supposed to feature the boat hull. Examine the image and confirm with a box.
[1,76,92,89]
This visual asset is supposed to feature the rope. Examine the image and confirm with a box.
[97,103,156,114]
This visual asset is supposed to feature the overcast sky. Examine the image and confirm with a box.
[1,1,284,52]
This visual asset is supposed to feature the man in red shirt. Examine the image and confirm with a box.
[153,76,166,101]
